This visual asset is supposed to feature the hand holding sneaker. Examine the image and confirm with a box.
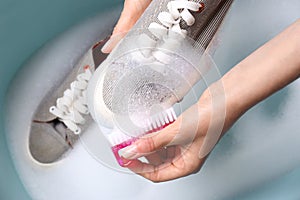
[101,0,152,53]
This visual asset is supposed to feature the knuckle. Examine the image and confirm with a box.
[144,137,156,152]
[148,174,161,183]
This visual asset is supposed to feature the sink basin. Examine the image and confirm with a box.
[1,0,300,199]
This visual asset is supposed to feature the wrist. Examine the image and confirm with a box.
[222,19,300,120]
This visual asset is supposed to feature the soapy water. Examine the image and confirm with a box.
[4,1,300,200]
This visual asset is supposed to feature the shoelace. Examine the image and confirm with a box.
[136,0,202,64]
[149,0,201,38]
[49,66,92,134]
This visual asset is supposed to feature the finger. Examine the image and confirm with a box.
[121,119,181,160]
[145,146,177,165]
[122,104,202,160]
[127,150,189,182]
[101,0,152,53]
[126,159,156,174]
[144,152,164,166]
[128,145,205,182]
[101,32,126,54]
[113,0,152,35]
[164,146,177,163]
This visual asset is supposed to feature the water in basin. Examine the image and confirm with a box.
[2,0,300,199]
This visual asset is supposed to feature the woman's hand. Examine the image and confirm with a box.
[120,19,300,182]
[121,83,235,182]
[101,0,152,53]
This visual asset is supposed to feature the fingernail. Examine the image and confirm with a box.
[119,145,139,159]
[121,159,133,167]
[101,38,113,53]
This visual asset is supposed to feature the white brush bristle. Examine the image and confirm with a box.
[148,107,177,131]
[107,128,132,146]
[108,107,177,146]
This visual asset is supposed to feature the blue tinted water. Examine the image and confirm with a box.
[0,0,121,199]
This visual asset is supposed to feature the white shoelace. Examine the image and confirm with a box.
[149,0,201,38]
[49,66,92,134]
[135,0,202,64]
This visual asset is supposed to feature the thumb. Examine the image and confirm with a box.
[101,0,152,53]
[121,120,180,160]
[121,104,202,160]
